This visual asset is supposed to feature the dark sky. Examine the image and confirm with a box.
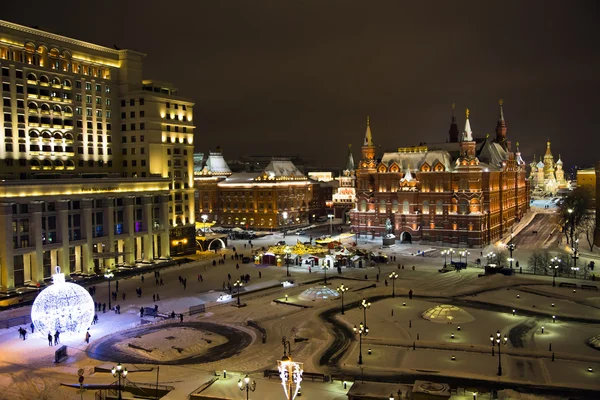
[4,0,600,169]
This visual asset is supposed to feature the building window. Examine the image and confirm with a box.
[95,84,101,92]
[123,160,127,167]
[130,123,135,130]
[130,99,135,106]
[140,123,145,130]
[140,135,144,142]
[120,99,125,107]
[140,111,145,117]
[121,124,126,131]
[166,102,170,108]
[85,82,91,91]
[130,111,135,118]
[139,98,144,105]
[121,112,126,119]
[131,135,136,142]
[402,200,410,214]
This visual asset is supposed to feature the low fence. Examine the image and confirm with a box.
[0,314,31,329]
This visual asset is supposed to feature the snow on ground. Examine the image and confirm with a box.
[1,230,600,398]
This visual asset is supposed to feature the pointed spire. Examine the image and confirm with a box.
[448,103,459,142]
[462,108,473,142]
[545,140,553,157]
[345,143,355,171]
[495,99,507,145]
[364,116,373,146]
[403,164,413,182]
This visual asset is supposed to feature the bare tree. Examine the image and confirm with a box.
[581,211,596,252]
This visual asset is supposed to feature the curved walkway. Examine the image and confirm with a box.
[88,321,253,365]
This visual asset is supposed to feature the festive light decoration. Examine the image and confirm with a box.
[31,266,95,337]
[278,357,303,400]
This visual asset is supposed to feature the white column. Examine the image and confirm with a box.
[106,197,115,269]
[57,199,70,277]
[160,194,170,258]
[30,201,44,282]
[81,198,94,274]
[142,195,153,261]
[0,204,15,291]
[123,196,135,265]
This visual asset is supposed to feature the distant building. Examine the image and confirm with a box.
[576,167,595,203]
[308,171,334,182]
[332,144,357,221]
[195,153,321,230]
[529,141,569,196]
[350,102,529,247]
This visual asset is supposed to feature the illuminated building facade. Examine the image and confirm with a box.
[529,141,569,196]
[195,154,316,230]
[0,20,194,292]
[332,144,357,220]
[350,103,530,247]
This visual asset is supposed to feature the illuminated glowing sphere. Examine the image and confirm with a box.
[31,267,95,337]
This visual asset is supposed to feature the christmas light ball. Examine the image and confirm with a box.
[31,267,94,337]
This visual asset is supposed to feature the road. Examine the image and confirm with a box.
[511,213,560,249]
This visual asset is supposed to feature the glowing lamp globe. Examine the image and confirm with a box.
[31,266,95,337]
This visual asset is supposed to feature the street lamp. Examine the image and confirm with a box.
[389,272,398,297]
[360,299,371,327]
[490,330,508,376]
[337,284,349,314]
[323,262,329,285]
[551,256,561,287]
[441,250,448,266]
[572,239,579,278]
[449,249,456,264]
[111,363,128,400]
[201,214,208,235]
[353,322,369,364]
[277,336,303,400]
[459,250,470,267]
[486,252,496,265]
[285,246,291,277]
[328,214,334,235]
[507,243,516,268]
[567,208,575,247]
[234,280,243,306]
[104,270,114,311]
[238,375,257,400]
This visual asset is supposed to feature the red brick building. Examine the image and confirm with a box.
[350,104,530,247]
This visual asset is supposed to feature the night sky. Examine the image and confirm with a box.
[4,1,599,169]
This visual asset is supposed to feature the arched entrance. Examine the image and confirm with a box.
[400,231,412,244]
[208,238,226,251]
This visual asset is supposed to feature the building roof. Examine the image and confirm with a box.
[364,116,373,146]
[206,152,232,175]
[380,150,453,171]
[262,160,305,178]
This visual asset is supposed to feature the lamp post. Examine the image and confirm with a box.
[507,243,516,268]
[486,252,496,265]
[323,262,329,285]
[285,246,291,277]
[238,375,257,400]
[353,322,369,365]
[489,330,508,376]
[567,208,574,247]
[328,214,334,235]
[201,214,208,235]
[104,270,114,310]
[572,239,579,278]
[389,272,398,297]
[441,250,448,266]
[277,336,303,400]
[360,299,371,327]
[337,284,349,314]
[449,249,456,264]
[111,363,128,400]
[234,280,243,306]
[459,250,470,268]
[551,256,561,287]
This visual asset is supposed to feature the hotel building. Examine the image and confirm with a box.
[0,20,195,293]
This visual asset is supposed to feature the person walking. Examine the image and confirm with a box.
[153,294,156,302]
[48,332,53,346]
[141,275,144,283]
[259,271,262,279]
[179,314,184,323]
[156,293,160,301]
[115,280,119,291]
[409,289,413,300]
[30,322,35,334]
[54,331,59,346]
[85,330,91,343]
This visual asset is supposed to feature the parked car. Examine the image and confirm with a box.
[296,230,306,236]
[277,240,286,246]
